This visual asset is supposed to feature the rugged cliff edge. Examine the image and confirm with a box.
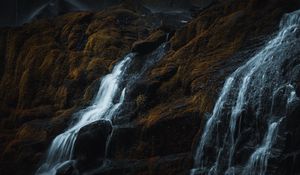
[0,0,300,175]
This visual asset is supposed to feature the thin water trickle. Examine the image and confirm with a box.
[191,9,300,175]
[242,119,282,175]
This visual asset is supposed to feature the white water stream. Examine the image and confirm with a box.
[191,9,300,175]
[36,54,133,175]
[36,41,167,175]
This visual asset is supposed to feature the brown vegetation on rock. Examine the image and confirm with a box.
[103,0,300,174]
[0,5,154,174]
[1,0,300,174]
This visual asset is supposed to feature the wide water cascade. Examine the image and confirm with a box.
[36,42,167,175]
[191,9,300,175]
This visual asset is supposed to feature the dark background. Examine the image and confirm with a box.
[0,0,214,27]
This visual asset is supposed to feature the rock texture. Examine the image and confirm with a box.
[0,4,155,175]
[74,120,112,172]
[132,30,168,55]
[0,0,300,175]
[104,0,300,174]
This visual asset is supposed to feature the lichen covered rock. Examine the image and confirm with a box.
[1,0,300,175]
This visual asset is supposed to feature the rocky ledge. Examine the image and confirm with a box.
[1,0,300,175]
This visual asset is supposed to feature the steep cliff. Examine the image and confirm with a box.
[0,4,155,174]
[0,0,300,175]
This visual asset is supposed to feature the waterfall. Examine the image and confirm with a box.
[191,9,300,175]
[36,42,168,175]
[36,54,133,175]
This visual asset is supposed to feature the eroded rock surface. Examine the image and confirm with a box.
[0,4,155,174]
[1,0,300,175]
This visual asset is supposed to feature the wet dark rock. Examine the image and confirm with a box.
[1,0,300,175]
[90,153,192,175]
[56,160,78,175]
[132,30,167,55]
[105,126,140,159]
[275,100,300,175]
[73,120,112,171]
[107,111,200,159]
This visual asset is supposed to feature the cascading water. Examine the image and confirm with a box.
[36,42,168,175]
[191,9,300,175]
[36,54,133,175]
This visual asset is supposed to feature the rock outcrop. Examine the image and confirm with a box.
[0,4,155,174]
[74,120,112,172]
[103,0,300,174]
[132,30,168,55]
[0,0,300,175]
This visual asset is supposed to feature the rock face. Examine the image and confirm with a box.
[104,0,300,174]
[74,120,112,172]
[132,30,167,55]
[1,0,300,175]
[0,4,155,175]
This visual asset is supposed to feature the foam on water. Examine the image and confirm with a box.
[191,9,300,175]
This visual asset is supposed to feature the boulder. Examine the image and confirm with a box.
[73,120,112,171]
[56,160,78,175]
[132,30,167,55]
